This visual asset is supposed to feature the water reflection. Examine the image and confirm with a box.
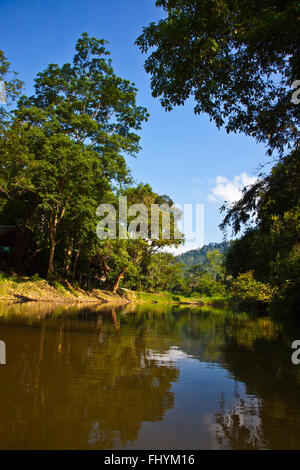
[0,302,299,449]
[215,393,267,449]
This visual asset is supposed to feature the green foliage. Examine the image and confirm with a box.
[224,151,300,315]
[0,49,23,124]
[136,2,299,314]
[146,253,185,292]
[52,281,67,294]
[1,37,187,295]
[175,241,230,266]
[95,184,184,292]
[137,0,300,155]
[0,35,152,284]
[230,271,277,307]
[184,249,226,297]
[206,250,225,280]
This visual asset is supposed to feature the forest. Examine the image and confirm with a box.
[0,1,299,318]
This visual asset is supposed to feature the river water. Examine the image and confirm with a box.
[0,301,299,449]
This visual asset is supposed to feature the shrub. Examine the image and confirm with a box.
[230,271,277,305]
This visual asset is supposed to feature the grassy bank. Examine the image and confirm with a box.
[0,274,129,304]
[128,290,229,307]
[0,274,229,307]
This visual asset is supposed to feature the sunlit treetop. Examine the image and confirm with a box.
[136,0,300,155]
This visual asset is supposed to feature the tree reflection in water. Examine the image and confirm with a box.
[0,302,299,449]
[0,304,179,449]
[215,392,267,449]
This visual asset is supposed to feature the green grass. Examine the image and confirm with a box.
[0,274,121,302]
[51,280,69,295]
[133,290,229,306]
[134,291,173,304]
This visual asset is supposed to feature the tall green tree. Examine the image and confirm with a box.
[0,34,148,278]
[95,183,184,292]
[205,249,225,281]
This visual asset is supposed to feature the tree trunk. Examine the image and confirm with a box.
[72,241,81,280]
[113,267,126,293]
[47,220,57,279]
[64,238,73,278]
[97,254,110,277]
[47,237,56,279]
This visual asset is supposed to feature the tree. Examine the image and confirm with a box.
[205,249,225,281]
[95,183,184,292]
[0,49,23,125]
[0,50,24,243]
[136,2,300,311]
[146,253,185,292]
[0,34,148,278]
[137,0,299,155]
[223,150,300,313]
[185,251,226,297]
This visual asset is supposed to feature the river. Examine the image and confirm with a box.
[0,301,299,449]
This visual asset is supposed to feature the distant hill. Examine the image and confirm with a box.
[175,241,230,267]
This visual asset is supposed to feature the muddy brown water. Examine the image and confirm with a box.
[0,301,299,449]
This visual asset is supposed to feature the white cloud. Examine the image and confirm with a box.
[208,172,257,204]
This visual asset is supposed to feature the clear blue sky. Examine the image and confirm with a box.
[0,0,270,251]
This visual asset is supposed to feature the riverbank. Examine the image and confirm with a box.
[0,275,129,304]
[0,274,228,307]
[129,290,228,307]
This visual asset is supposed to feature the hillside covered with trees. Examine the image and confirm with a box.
[175,242,230,267]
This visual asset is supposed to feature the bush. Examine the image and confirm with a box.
[230,271,277,306]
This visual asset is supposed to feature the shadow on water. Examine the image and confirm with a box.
[0,301,299,449]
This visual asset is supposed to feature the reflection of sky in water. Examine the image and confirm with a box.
[130,350,263,450]
[147,346,193,364]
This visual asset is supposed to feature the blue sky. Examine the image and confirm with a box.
[0,0,270,251]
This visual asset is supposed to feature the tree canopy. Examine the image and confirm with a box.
[137,0,300,155]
